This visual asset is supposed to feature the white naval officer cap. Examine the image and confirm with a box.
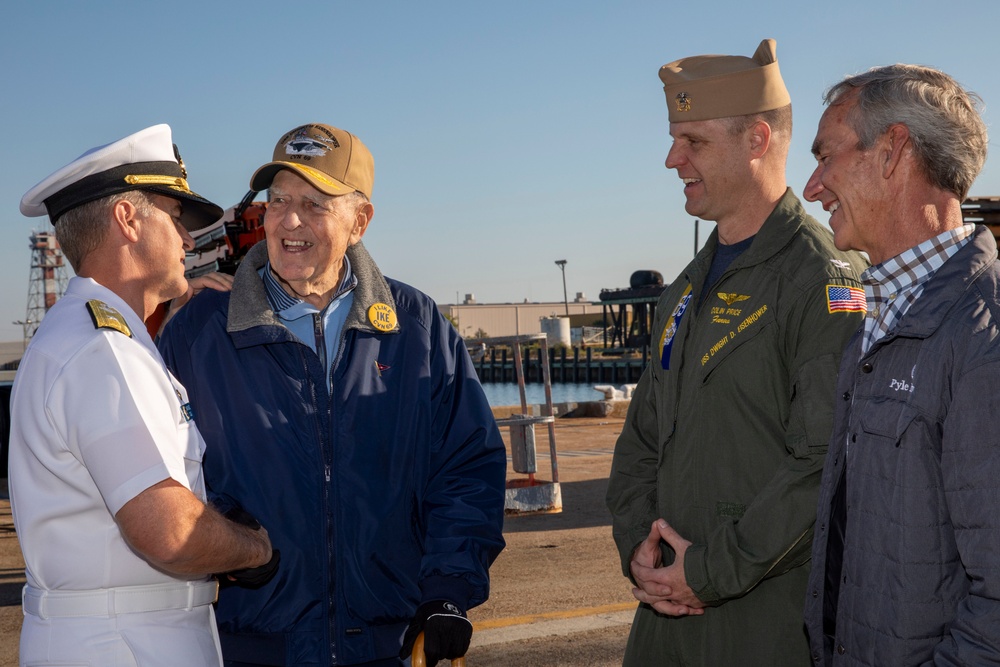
[20,124,223,232]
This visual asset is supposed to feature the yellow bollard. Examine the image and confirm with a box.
[412,631,467,667]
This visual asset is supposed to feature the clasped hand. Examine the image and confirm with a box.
[629,519,706,617]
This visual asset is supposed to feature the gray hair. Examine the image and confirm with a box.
[825,64,987,200]
[341,190,370,211]
[56,190,154,270]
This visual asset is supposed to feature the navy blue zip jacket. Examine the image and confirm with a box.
[159,241,506,665]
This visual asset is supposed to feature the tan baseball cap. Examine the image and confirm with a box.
[658,38,791,123]
[250,123,374,199]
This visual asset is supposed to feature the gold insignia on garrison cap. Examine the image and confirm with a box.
[675,92,692,113]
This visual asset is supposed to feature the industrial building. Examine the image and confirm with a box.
[439,293,603,341]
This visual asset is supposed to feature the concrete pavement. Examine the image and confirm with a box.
[0,416,636,666]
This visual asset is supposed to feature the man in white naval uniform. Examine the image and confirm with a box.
[11,124,276,666]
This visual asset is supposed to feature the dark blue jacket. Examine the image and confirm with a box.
[159,241,506,666]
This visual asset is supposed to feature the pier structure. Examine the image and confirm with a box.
[596,270,667,355]
[474,344,648,385]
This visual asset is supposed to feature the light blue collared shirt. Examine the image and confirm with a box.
[260,256,357,389]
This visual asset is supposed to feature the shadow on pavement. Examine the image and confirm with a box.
[504,478,611,533]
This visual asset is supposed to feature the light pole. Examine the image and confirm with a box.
[554,260,568,316]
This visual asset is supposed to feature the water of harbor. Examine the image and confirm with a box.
[480,382,608,406]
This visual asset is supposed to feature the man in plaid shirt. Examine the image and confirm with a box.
[802,64,1000,665]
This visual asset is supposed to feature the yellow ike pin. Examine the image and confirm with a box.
[86,300,133,337]
[367,303,397,332]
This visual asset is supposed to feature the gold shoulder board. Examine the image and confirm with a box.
[86,300,133,337]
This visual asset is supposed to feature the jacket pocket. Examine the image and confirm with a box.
[857,397,922,444]
[851,397,944,525]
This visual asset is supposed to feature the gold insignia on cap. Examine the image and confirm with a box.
[123,174,193,194]
[367,303,397,332]
[675,92,692,112]
[290,164,347,192]
[173,145,188,179]
[86,300,133,337]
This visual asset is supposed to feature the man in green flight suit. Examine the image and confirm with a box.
[606,39,867,665]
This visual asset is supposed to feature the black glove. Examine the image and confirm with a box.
[399,600,472,666]
[219,507,281,589]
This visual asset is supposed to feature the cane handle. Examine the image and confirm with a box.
[412,631,467,667]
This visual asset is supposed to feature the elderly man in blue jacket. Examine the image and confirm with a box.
[802,65,1000,665]
[159,123,506,667]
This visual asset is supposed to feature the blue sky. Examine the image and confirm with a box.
[1,0,998,341]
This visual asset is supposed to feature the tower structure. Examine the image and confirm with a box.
[22,230,68,340]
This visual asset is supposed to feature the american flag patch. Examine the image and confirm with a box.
[826,285,866,313]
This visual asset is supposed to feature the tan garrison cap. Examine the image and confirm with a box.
[658,38,791,123]
[251,123,374,199]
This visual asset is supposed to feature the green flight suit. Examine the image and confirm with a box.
[607,190,866,666]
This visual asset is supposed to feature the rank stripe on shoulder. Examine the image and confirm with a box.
[86,300,133,337]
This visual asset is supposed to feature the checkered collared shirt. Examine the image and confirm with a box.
[860,224,975,355]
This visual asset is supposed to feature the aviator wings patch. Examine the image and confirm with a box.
[717,293,750,306]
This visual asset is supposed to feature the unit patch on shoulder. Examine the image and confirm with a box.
[367,303,397,332]
[86,300,133,337]
[660,284,693,370]
[826,285,866,314]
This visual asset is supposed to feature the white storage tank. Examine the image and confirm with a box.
[539,316,571,347]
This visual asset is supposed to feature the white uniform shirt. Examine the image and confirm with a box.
[9,276,209,591]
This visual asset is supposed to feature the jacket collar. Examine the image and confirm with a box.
[227,241,399,336]
[687,187,806,287]
[342,242,400,334]
[884,225,998,340]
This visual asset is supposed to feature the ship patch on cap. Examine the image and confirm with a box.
[284,127,339,157]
